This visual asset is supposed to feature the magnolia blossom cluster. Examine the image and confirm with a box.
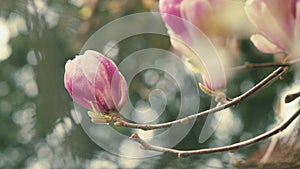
[64,0,300,119]
[159,0,300,91]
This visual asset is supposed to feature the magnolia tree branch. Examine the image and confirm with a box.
[130,108,300,157]
[114,66,287,130]
[231,58,300,71]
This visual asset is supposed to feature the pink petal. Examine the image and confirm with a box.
[294,1,300,39]
[70,67,95,110]
[64,57,95,110]
[95,61,115,112]
[201,73,227,91]
[180,0,227,36]
[245,0,294,51]
[64,60,75,95]
[159,0,186,35]
[180,0,213,32]
[262,0,295,38]
[111,73,128,111]
[250,34,283,53]
[292,1,300,56]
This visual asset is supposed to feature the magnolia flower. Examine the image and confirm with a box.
[64,50,128,123]
[159,0,231,91]
[245,0,300,56]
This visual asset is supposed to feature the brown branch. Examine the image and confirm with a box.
[114,66,286,130]
[232,62,290,71]
[231,58,300,71]
[130,108,300,157]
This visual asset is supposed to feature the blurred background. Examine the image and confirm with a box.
[0,0,299,168]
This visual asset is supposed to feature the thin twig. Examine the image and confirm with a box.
[232,62,289,71]
[130,108,300,157]
[114,66,286,130]
[231,58,300,71]
[113,58,300,130]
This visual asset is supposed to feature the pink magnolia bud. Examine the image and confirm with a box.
[64,50,128,114]
[245,0,300,56]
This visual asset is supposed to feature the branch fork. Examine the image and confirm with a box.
[94,59,300,157]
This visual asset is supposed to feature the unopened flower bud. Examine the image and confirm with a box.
[64,50,128,118]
